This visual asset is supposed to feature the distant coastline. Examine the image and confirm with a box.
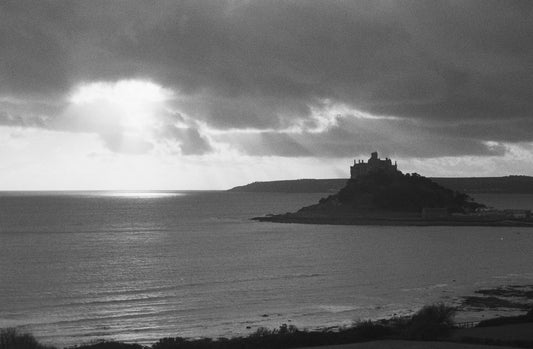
[229,176,533,194]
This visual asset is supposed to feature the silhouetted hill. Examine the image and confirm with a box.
[251,170,509,226]
[230,176,533,194]
[328,171,483,212]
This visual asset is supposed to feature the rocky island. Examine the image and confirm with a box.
[253,152,533,226]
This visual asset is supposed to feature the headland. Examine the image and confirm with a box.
[252,152,533,227]
[229,175,533,195]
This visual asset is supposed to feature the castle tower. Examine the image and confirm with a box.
[350,151,399,179]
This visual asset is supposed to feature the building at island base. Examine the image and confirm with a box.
[472,208,531,219]
[350,151,398,179]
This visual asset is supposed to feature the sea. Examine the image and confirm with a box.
[1,191,533,347]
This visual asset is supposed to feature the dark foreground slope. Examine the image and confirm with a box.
[230,176,533,194]
[253,172,533,226]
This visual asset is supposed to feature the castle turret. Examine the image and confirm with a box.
[350,151,399,179]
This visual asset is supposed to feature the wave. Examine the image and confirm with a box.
[400,283,449,292]
[316,305,370,314]
[8,272,325,324]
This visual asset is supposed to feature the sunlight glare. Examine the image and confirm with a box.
[66,80,175,153]
[70,80,172,105]
[99,191,185,198]
[69,80,173,132]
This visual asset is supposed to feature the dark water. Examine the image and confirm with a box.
[1,191,533,347]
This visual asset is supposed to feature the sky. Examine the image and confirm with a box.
[1,0,532,190]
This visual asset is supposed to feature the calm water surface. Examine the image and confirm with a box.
[1,191,533,347]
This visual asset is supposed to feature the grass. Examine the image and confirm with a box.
[457,337,533,348]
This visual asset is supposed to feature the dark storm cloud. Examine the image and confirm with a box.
[1,0,532,157]
[156,113,213,155]
[214,116,508,158]
[171,127,213,155]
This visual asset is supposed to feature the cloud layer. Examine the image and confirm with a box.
[1,0,532,158]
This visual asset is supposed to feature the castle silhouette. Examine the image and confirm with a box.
[350,151,398,179]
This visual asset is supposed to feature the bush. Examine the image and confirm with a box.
[0,328,55,349]
[152,337,188,349]
[71,340,144,349]
[403,303,456,340]
[152,321,392,349]
[351,320,392,339]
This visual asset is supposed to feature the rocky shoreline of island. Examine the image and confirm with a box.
[253,211,533,227]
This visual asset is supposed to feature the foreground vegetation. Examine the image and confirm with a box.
[0,328,55,349]
[5,303,533,349]
[1,304,460,349]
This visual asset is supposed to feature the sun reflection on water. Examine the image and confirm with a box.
[99,191,185,199]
